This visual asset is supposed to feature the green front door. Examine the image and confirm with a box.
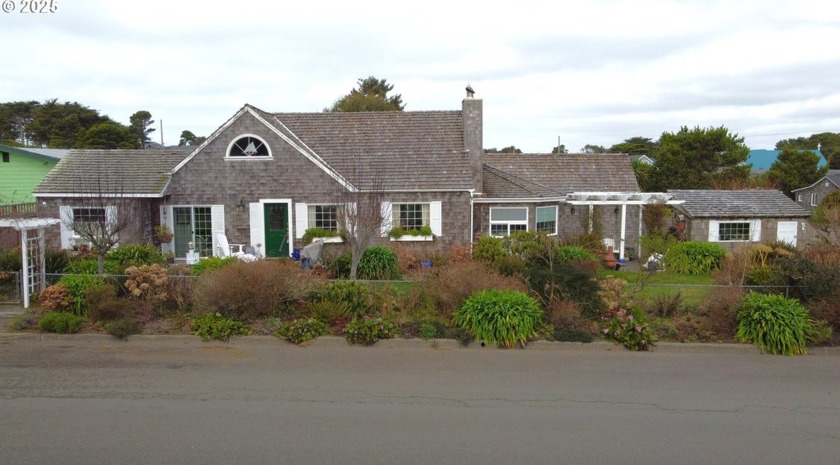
[264,203,289,257]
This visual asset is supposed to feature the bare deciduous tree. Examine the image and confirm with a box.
[333,155,388,280]
[61,175,140,275]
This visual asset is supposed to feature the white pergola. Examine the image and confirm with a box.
[0,218,61,309]
[565,192,685,261]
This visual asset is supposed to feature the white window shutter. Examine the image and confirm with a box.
[295,203,308,239]
[751,220,762,242]
[430,201,442,236]
[211,205,225,257]
[708,220,719,242]
[381,201,392,236]
[59,206,73,249]
[249,202,263,256]
[105,206,118,246]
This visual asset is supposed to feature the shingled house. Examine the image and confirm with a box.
[35,93,654,261]
[667,189,814,251]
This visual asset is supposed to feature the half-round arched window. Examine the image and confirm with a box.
[226,135,271,158]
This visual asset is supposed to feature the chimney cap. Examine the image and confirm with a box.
[465,84,475,98]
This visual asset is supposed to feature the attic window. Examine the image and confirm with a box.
[226,135,271,158]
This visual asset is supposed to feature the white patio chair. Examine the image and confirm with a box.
[216,233,258,262]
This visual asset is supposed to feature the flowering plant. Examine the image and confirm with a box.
[602,307,656,351]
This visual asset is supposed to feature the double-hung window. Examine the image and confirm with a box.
[490,207,528,237]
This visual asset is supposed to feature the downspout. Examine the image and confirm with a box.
[469,190,475,257]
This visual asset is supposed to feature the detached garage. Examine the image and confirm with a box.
[668,190,814,252]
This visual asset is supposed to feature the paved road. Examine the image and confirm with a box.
[1,335,839,465]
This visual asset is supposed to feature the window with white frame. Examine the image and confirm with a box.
[490,207,528,237]
[393,203,430,231]
[811,193,818,206]
[709,220,760,242]
[226,135,271,157]
[60,206,113,249]
[308,204,341,231]
[536,206,557,235]
[797,194,803,202]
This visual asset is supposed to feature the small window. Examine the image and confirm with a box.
[719,222,751,241]
[72,207,106,223]
[227,135,270,157]
[811,193,818,207]
[797,194,803,202]
[490,207,528,237]
[536,206,557,235]
[308,205,341,231]
[1,151,9,163]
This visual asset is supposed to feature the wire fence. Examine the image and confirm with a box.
[0,271,20,303]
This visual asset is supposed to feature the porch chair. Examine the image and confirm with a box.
[216,232,258,262]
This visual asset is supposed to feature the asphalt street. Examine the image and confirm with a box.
[1,334,839,465]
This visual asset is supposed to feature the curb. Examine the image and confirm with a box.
[2,331,838,355]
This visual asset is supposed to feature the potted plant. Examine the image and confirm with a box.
[154,224,174,243]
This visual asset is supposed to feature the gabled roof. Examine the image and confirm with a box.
[747,149,827,171]
[265,109,472,191]
[482,153,640,199]
[791,171,840,193]
[668,189,810,218]
[0,143,69,162]
[34,149,192,197]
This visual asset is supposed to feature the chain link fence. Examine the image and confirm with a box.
[0,271,20,304]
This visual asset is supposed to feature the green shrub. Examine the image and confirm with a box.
[665,241,727,274]
[736,292,811,355]
[453,289,543,348]
[39,311,85,334]
[276,318,328,344]
[190,256,237,276]
[44,248,70,273]
[86,284,136,322]
[317,280,374,318]
[525,261,602,318]
[423,261,528,318]
[473,235,506,263]
[492,255,527,277]
[345,316,399,346]
[0,247,22,271]
[191,312,250,341]
[553,327,594,343]
[357,246,398,280]
[66,258,98,275]
[58,274,104,316]
[602,307,656,351]
[640,234,680,260]
[106,243,165,272]
[307,300,348,324]
[103,318,141,339]
[302,227,341,245]
[419,322,442,340]
[555,246,597,263]
[807,320,833,346]
[388,225,432,238]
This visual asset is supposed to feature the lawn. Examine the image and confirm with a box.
[599,269,717,307]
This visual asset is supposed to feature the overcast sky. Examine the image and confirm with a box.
[2,0,838,152]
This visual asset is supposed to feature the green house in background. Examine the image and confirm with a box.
[0,143,68,205]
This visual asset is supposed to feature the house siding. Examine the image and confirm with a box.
[682,217,815,253]
[794,179,838,212]
[165,112,474,254]
[0,148,59,204]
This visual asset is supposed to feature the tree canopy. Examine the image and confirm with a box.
[76,122,137,149]
[776,132,840,169]
[580,144,607,154]
[129,110,156,148]
[486,146,522,154]
[326,76,405,112]
[551,145,568,154]
[647,126,751,192]
[179,130,206,146]
[766,147,828,198]
[608,137,658,156]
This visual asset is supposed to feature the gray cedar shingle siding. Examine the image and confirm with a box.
[668,190,810,218]
[34,149,190,196]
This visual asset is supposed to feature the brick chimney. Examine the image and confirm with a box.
[462,92,483,195]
